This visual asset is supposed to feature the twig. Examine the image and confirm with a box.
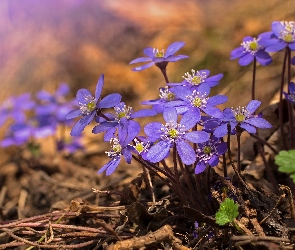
[259,194,284,225]
[107,225,190,250]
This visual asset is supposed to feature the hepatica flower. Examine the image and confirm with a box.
[144,108,209,165]
[0,93,35,126]
[230,36,272,66]
[129,41,188,71]
[195,136,227,174]
[141,86,179,113]
[213,100,272,138]
[93,102,156,142]
[66,74,122,136]
[168,69,223,94]
[283,82,295,104]
[36,83,73,122]
[164,86,228,126]
[97,137,133,176]
[0,122,32,147]
[260,21,295,52]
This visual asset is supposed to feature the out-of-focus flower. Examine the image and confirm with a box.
[0,93,35,126]
[57,136,84,153]
[129,41,188,71]
[36,83,75,124]
[0,122,32,147]
[230,36,272,66]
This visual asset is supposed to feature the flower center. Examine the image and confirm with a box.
[79,95,97,115]
[279,21,295,42]
[153,48,164,57]
[161,122,186,142]
[203,146,211,154]
[159,86,175,101]
[105,138,122,158]
[231,106,251,122]
[133,139,150,154]
[183,69,207,86]
[114,105,132,120]
[193,97,202,107]
[241,38,261,55]
[187,90,208,109]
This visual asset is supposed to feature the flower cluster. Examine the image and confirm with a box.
[8,20,295,179]
[57,33,277,175]
[0,83,82,153]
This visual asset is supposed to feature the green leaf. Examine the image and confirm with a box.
[215,198,239,226]
[275,150,295,174]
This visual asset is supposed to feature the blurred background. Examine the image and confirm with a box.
[0,0,295,110]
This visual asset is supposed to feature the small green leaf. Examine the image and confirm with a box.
[275,150,295,174]
[215,198,239,226]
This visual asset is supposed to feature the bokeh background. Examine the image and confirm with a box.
[0,0,295,112]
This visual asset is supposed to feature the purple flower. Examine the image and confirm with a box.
[230,36,272,66]
[66,74,122,136]
[32,114,57,138]
[259,21,295,52]
[0,93,35,126]
[97,137,133,176]
[168,69,223,94]
[0,122,32,147]
[283,82,295,104]
[57,136,84,153]
[141,86,180,113]
[93,102,156,142]
[195,136,227,174]
[129,41,188,71]
[213,100,272,138]
[164,86,228,127]
[144,108,209,165]
[131,137,150,160]
[36,83,75,124]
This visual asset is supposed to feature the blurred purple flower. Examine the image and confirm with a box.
[230,36,272,66]
[57,136,84,153]
[36,83,75,124]
[0,93,35,126]
[130,41,188,71]
[0,122,32,147]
